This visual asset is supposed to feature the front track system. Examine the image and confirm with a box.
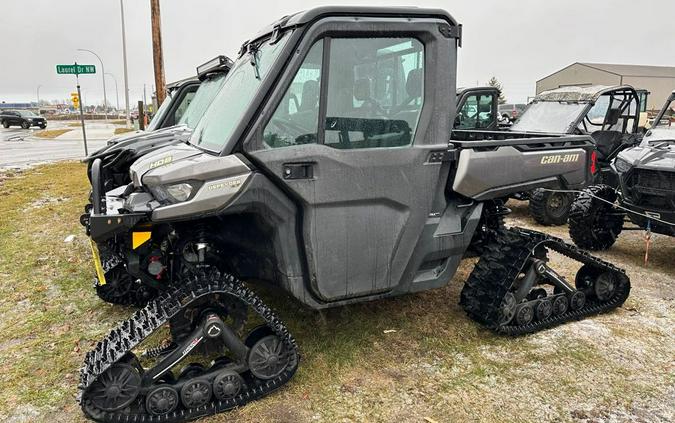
[79,273,299,422]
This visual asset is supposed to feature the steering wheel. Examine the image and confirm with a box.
[270,117,313,142]
[361,99,386,118]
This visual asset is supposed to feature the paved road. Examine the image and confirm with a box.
[0,121,122,169]
[0,136,108,169]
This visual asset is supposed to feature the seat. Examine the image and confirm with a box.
[591,130,626,162]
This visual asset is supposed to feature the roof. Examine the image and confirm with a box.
[579,63,675,78]
[247,6,458,51]
[456,86,500,95]
[538,62,675,82]
[534,85,636,102]
[165,76,199,92]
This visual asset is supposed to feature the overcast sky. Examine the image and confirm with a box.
[1,0,674,107]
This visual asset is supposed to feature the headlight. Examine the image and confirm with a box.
[613,157,632,173]
[166,183,193,202]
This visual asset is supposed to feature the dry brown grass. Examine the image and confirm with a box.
[0,167,672,423]
[32,129,72,139]
[113,127,135,135]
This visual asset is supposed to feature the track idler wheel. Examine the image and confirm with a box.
[594,273,617,301]
[552,296,569,316]
[248,334,292,380]
[570,291,586,310]
[87,364,141,412]
[515,303,534,325]
[535,298,553,320]
[498,293,517,325]
[146,385,179,416]
[180,379,212,409]
[213,369,246,400]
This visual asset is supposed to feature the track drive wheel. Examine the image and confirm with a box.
[568,185,624,250]
[528,189,573,226]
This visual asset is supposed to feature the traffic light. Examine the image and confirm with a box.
[71,92,80,109]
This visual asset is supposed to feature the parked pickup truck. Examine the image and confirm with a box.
[0,109,47,129]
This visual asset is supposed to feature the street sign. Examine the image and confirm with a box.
[71,92,80,108]
[56,64,96,75]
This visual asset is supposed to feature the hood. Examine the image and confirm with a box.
[129,142,206,187]
[86,125,192,163]
[617,143,675,172]
[641,127,675,145]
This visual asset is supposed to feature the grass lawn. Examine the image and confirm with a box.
[0,162,672,422]
[33,129,72,139]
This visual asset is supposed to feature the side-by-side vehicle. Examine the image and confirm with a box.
[77,8,630,422]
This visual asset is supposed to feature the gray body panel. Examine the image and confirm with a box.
[453,145,589,200]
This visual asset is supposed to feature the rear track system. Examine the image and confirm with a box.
[461,227,630,335]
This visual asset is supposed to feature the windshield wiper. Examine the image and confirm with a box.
[248,44,261,80]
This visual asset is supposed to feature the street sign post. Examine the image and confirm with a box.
[55,62,95,155]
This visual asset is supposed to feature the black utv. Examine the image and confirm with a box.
[569,90,675,249]
[77,7,630,422]
[510,85,642,225]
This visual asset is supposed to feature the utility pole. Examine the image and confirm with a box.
[120,0,131,127]
[36,84,42,110]
[143,83,147,113]
[150,0,166,105]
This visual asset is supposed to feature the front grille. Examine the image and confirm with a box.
[634,169,675,193]
[624,169,675,210]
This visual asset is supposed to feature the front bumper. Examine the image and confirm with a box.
[81,158,147,243]
[621,200,675,236]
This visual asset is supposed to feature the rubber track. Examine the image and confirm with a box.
[460,227,630,335]
[79,274,299,423]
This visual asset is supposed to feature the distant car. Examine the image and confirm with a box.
[498,103,527,123]
[0,110,47,129]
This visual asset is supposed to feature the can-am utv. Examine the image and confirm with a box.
[569,90,675,249]
[78,7,630,422]
[510,85,642,225]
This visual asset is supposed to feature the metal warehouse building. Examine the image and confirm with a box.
[536,62,675,110]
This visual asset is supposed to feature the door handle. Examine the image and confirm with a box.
[282,163,314,180]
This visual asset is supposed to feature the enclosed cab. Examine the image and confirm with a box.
[455,86,500,130]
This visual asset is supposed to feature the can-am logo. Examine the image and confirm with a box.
[540,153,580,165]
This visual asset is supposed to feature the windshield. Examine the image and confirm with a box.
[511,101,587,133]
[177,73,227,130]
[147,92,174,131]
[654,97,675,128]
[190,31,291,152]
[18,110,37,117]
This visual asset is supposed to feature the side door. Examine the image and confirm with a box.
[246,19,455,302]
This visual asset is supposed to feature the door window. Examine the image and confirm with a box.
[324,37,424,149]
[173,91,196,124]
[456,93,495,129]
[263,40,323,148]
